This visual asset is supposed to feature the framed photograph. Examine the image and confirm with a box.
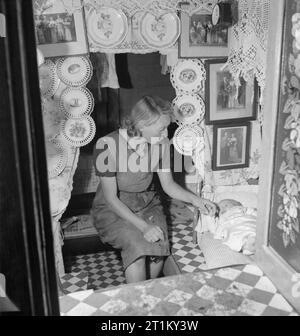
[179,6,229,58]
[33,0,88,57]
[212,122,251,171]
[205,58,258,124]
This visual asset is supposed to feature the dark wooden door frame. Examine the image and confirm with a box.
[0,0,59,315]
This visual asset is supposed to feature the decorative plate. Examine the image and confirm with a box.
[59,87,94,118]
[173,124,204,156]
[61,116,96,147]
[172,94,205,125]
[46,139,68,179]
[171,59,206,94]
[139,12,180,49]
[86,7,128,48]
[49,178,71,216]
[38,59,60,97]
[42,98,64,140]
[56,56,93,87]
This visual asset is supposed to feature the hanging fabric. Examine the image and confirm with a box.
[100,54,120,89]
[87,52,109,102]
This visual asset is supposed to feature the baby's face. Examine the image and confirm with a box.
[218,199,242,215]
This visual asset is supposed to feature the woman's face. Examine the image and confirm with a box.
[139,114,170,143]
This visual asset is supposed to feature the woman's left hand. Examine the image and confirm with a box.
[192,197,218,217]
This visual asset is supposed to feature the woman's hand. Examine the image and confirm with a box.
[192,197,218,217]
[142,224,164,243]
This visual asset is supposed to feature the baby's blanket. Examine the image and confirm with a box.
[196,207,257,254]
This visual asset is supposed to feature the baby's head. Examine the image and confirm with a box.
[218,199,242,215]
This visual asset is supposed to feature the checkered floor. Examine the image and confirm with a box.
[61,251,126,293]
[59,264,299,316]
[61,219,204,294]
[59,200,300,315]
[169,221,207,273]
[59,221,300,315]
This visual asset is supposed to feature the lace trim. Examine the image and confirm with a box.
[224,0,271,125]
[83,0,218,17]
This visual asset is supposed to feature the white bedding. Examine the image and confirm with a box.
[214,207,257,254]
[196,185,259,237]
[195,185,258,268]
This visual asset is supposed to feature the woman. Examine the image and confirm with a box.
[48,16,58,43]
[91,96,217,284]
[220,131,230,164]
[63,16,73,42]
[56,14,65,42]
[36,15,46,44]
[228,133,239,162]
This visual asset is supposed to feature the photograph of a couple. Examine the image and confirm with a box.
[189,13,228,46]
[217,72,246,110]
[35,13,76,45]
[220,128,244,165]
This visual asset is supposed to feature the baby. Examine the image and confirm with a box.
[214,199,257,255]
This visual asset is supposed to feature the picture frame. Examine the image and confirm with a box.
[33,0,88,57]
[212,122,251,171]
[179,5,230,58]
[205,58,258,125]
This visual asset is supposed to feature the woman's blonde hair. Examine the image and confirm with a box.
[121,95,173,137]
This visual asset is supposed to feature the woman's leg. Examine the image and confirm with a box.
[148,257,165,279]
[124,257,146,284]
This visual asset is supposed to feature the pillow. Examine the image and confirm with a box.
[214,185,259,209]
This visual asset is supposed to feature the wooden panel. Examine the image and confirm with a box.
[0,0,59,315]
[268,0,300,272]
[0,15,31,316]
[256,0,300,313]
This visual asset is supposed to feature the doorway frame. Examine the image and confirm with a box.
[0,0,59,315]
[256,0,300,313]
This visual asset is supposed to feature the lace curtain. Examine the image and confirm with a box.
[224,0,270,124]
[51,0,219,16]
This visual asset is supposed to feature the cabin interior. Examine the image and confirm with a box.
[0,0,300,316]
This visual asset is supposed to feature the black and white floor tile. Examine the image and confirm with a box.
[61,251,126,293]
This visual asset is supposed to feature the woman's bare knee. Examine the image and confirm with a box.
[125,257,146,283]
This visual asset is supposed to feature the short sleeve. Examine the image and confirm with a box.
[93,137,117,177]
[157,139,171,173]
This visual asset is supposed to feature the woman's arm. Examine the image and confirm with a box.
[100,176,164,242]
[157,170,217,216]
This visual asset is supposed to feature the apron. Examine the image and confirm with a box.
[91,144,170,270]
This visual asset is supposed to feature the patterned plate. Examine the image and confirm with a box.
[38,59,60,97]
[172,94,205,125]
[46,139,68,179]
[61,116,96,147]
[49,177,71,216]
[139,12,180,49]
[59,87,94,118]
[171,59,206,94]
[173,124,204,156]
[56,56,93,87]
[86,7,128,48]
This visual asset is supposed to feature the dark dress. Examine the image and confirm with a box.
[91,129,171,270]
